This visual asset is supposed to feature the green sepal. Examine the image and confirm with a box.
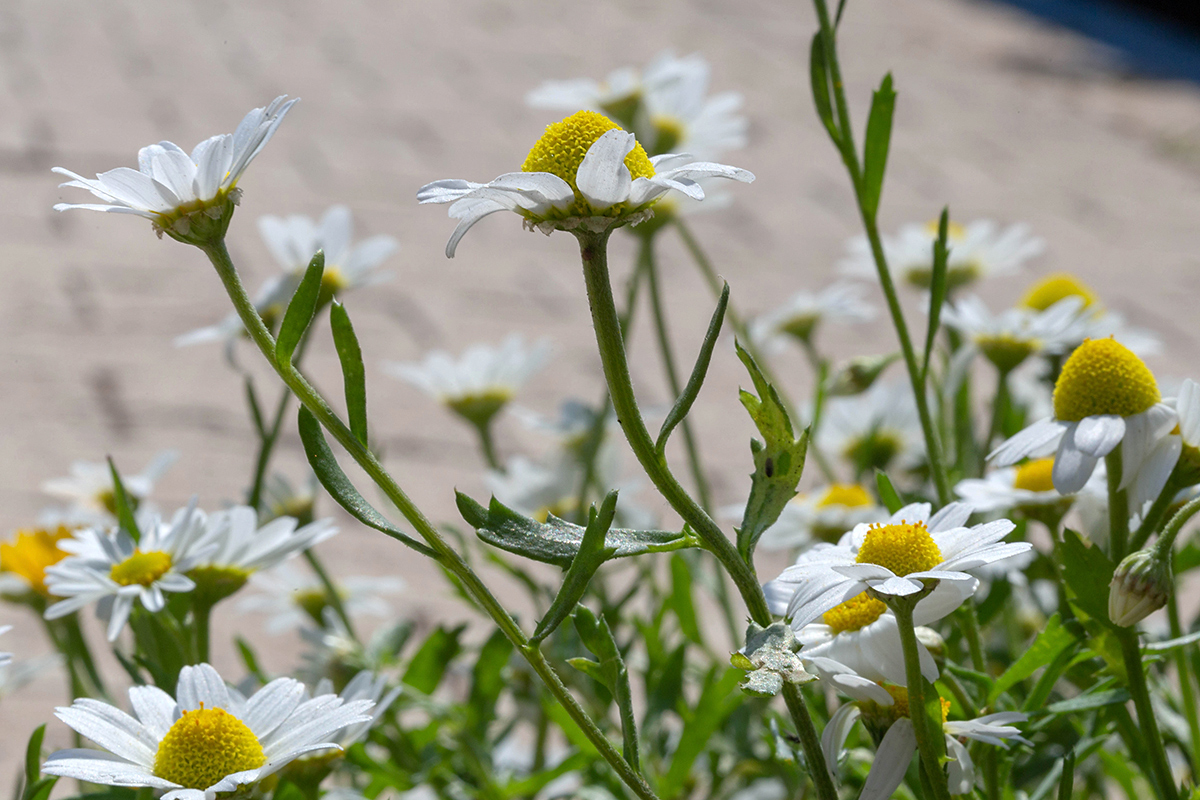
[734,342,810,561]
[455,491,697,569]
[656,283,728,455]
[106,457,140,543]
[329,301,368,447]
[275,250,325,363]
[861,72,896,219]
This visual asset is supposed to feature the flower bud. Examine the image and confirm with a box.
[826,353,900,397]
[1108,549,1172,627]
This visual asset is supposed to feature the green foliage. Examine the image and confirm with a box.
[276,250,325,362]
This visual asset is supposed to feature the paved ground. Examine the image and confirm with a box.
[3,0,1200,778]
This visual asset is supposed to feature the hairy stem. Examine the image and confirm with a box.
[893,599,953,800]
[1117,626,1179,800]
[1106,448,1129,562]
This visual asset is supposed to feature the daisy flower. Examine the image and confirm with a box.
[940,294,1088,374]
[817,380,925,478]
[742,484,887,551]
[417,110,753,257]
[43,504,214,641]
[765,502,1029,631]
[173,271,300,351]
[238,563,403,634]
[384,335,551,429]
[990,338,1177,498]
[41,662,373,800]
[1020,272,1160,356]
[954,458,1068,513]
[0,526,73,600]
[840,219,1044,291]
[749,282,875,354]
[822,679,1027,800]
[41,451,178,527]
[311,670,401,749]
[52,96,297,244]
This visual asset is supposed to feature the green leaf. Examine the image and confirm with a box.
[874,468,904,513]
[275,250,325,363]
[1042,688,1130,715]
[106,457,140,543]
[330,301,368,447]
[809,33,840,144]
[663,667,743,795]
[20,778,55,800]
[1060,528,1116,625]
[297,406,434,557]
[24,725,45,791]
[571,606,640,769]
[922,208,950,379]
[235,637,269,685]
[668,554,703,646]
[455,491,696,569]
[1143,628,1200,653]
[531,492,620,643]
[656,283,728,455]
[467,629,512,736]
[402,624,464,695]
[860,72,896,219]
[735,342,810,560]
[1058,750,1075,800]
[989,613,1081,704]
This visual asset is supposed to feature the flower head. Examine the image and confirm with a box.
[941,294,1089,373]
[749,282,875,353]
[743,484,887,551]
[53,97,297,244]
[41,451,177,528]
[817,380,925,478]
[238,563,403,634]
[954,458,1071,513]
[418,110,753,257]
[0,526,73,599]
[42,662,373,800]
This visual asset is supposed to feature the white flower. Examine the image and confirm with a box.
[954,458,1067,513]
[311,671,400,749]
[193,506,337,576]
[941,295,1088,375]
[733,484,887,551]
[52,97,297,242]
[840,219,1044,291]
[41,451,178,528]
[817,380,925,477]
[42,662,373,800]
[417,110,752,257]
[1019,272,1160,357]
[174,271,300,350]
[765,502,1029,631]
[43,504,214,641]
[0,625,10,667]
[238,563,403,635]
[990,339,1178,502]
[749,282,875,354]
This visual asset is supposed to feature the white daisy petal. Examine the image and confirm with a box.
[1052,434,1100,494]
[128,685,178,739]
[861,719,916,800]
[576,130,635,208]
[56,700,158,764]
[822,704,861,783]
[42,751,177,789]
[177,663,232,711]
[990,417,1068,465]
[1072,415,1125,458]
[945,736,975,795]
[445,197,507,258]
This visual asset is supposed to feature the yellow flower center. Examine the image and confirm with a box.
[1,527,72,596]
[976,332,1038,373]
[1021,273,1098,312]
[1013,458,1056,493]
[522,110,655,217]
[856,521,943,576]
[109,550,173,587]
[1052,338,1160,422]
[153,706,266,790]
[818,484,874,509]
[923,219,967,241]
[822,591,887,633]
[321,266,349,296]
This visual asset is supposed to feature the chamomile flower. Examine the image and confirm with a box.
[238,563,403,634]
[954,458,1067,513]
[43,504,214,641]
[42,662,373,800]
[765,502,1029,631]
[311,671,401,749]
[940,294,1088,374]
[41,451,178,527]
[52,97,297,244]
[990,338,1178,498]
[417,110,753,257]
[749,283,876,354]
[817,380,925,478]
[1020,273,1160,356]
[384,335,551,429]
[840,220,1044,291]
[0,526,73,600]
[747,485,887,551]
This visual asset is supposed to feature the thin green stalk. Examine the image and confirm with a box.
[472,418,502,471]
[959,600,987,673]
[1156,495,1200,556]
[1106,449,1129,562]
[194,600,213,664]
[1166,591,1200,776]
[641,233,714,512]
[1132,474,1182,552]
[810,0,952,507]
[248,387,293,512]
[201,239,659,800]
[800,339,838,484]
[1117,626,1179,800]
[574,229,837,800]
[893,599,953,800]
[985,366,1012,453]
[304,549,357,642]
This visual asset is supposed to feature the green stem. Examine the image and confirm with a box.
[201,239,659,800]
[473,418,502,471]
[574,229,837,800]
[1106,449,1129,562]
[1153,493,1200,559]
[893,598,953,800]
[194,600,213,664]
[1167,590,1200,777]
[800,339,838,483]
[959,600,987,673]
[985,367,1012,453]
[1132,475,1181,552]
[1117,626,1179,800]
[304,549,357,642]
[810,0,952,507]
[248,387,293,512]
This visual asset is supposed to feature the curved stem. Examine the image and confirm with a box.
[574,229,837,800]
[1132,475,1181,552]
[1106,449,1129,562]
[201,239,660,800]
[1117,626,1179,800]
[1155,494,1200,558]
[893,599,953,800]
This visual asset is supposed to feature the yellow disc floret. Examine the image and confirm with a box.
[110,550,173,587]
[1052,338,1159,422]
[856,521,943,576]
[1021,273,1098,312]
[880,685,950,723]
[822,591,887,633]
[1,527,72,596]
[1013,458,1056,493]
[153,707,266,790]
[818,484,874,509]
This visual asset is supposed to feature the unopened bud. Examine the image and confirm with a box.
[826,353,900,397]
[1108,549,1172,627]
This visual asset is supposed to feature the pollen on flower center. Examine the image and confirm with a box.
[1,527,71,596]
[1021,273,1098,312]
[153,706,266,790]
[818,484,873,508]
[522,110,655,195]
[822,591,887,633]
[855,521,942,576]
[1052,338,1159,421]
[109,550,173,587]
[1013,458,1056,493]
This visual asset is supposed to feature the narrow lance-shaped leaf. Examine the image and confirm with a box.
[735,342,810,561]
[24,725,45,794]
[275,250,325,363]
[296,406,435,557]
[531,492,620,644]
[860,72,896,219]
[809,33,839,145]
[1058,750,1076,800]
[922,207,950,380]
[107,457,140,543]
[244,376,266,438]
[569,606,640,771]
[989,613,1081,704]
[329,301,368,447]
[874,468,904,514]
[657,283,728,455]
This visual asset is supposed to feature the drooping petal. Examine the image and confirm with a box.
[576,130,635,209]
[443,197,507,258]
[1072,415,1125,458]
[417,179,487,204]
[990,417,1068,466]
[861,719,917,800]
[1052,432,1100,494]
[821,704,861,784]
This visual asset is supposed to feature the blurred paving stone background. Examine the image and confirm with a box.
[3,0,1200,774]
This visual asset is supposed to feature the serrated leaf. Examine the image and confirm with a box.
[330,301,368,447]
[456,491,696,569]
[297,406,434,557]
[1060,528,1115,625]
[923,208,950,378]
[874,469,903,513]
[106,457,140,543]
[571,606,640,769]
[656,284,728,454]
[861,72,896,219]
[275,250,324,363]
[989,613,1081,704]
[734,342,809,560]
[809,34,839,144]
